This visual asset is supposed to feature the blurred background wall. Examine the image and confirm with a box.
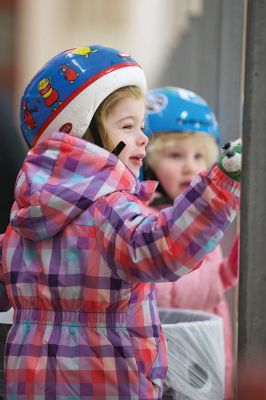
[1,0,245,151]
[14,0,203,101]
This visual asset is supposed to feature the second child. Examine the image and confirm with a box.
[144,86,240,399]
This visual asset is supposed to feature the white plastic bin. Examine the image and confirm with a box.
[159,308,225,400]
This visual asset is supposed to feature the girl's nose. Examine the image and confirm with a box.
[184,159,197,174]
[137,130,149,146]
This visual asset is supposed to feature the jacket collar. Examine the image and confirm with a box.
[11,132,157,240]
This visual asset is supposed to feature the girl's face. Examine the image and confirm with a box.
[104,96,148,177]
[152,137,207,200]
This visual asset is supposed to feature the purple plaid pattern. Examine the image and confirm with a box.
[0,234,10,311]
[0,132,240,398]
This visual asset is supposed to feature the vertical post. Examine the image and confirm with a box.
[238,0,266,364]
[217,0,244,143]
[215,0,244,258]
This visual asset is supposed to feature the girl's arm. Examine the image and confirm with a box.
[0,234,11,311]
[94,164,240,282]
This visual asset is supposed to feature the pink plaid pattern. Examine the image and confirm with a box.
[0,132,240,398]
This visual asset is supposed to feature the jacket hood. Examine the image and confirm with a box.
[11,132,157,241]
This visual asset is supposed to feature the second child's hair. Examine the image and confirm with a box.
[146,131,219,170]
[83,86,144,149]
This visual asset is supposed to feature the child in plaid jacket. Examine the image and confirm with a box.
[0,45,240,399]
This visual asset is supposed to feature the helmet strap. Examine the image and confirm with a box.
[90,116,104,148]
[90,116,126,157]
[111,141,126,156]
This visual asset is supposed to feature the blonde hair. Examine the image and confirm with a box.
[83,85,144,149]
[146,131,219,169]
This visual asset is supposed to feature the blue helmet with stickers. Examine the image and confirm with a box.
[144,86,220,144]
[20,45,146,148]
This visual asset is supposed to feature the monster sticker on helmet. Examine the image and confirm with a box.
[36,77,62,111]
[71,46,98,58]
[22,100,37,130]
[60,64,79,84]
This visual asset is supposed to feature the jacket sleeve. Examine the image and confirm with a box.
[0,234,11,311]
[94,164,240,282]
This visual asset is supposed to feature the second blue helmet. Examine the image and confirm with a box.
[144,87,220,144]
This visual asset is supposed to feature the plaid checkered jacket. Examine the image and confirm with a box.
[0,132,240,399]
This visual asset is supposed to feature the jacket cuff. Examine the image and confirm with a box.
[207,163,240,197]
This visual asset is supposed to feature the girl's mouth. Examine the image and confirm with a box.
[130,155,144,166]
[180,181,192,189]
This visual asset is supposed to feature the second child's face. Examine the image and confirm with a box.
[104,97,148,177]
[152,138,207,200]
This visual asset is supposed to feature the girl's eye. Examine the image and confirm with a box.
[168,152,182,159]
[123,124,133,129]
[195,153,204,160]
